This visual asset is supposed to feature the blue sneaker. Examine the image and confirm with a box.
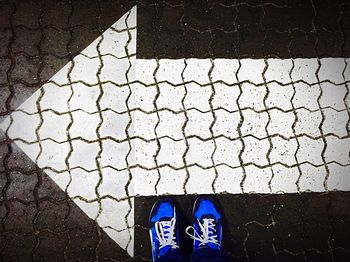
[185,196,223,251]
[149,198,180,261]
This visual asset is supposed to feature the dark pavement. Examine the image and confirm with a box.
[1,0,350,261]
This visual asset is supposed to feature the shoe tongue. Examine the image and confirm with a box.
[201,214,215,221]
[159,245,171,257]
[158,241,178,258]
[157,219,178,257]
[200,216,217,229]
[196,242,220,251]
[198,217,220,251]
[207,242,220,250]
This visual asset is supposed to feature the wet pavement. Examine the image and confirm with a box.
[1,0,350,261]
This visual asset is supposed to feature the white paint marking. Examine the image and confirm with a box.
[1,5,350,257]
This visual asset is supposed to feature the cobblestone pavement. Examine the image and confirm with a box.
[1,0,350,261]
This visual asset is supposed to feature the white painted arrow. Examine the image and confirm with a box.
[1,6,350,257]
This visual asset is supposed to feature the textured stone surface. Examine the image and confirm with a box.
[1,0,350,261]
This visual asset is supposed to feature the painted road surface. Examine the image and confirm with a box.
[1,6,350,258]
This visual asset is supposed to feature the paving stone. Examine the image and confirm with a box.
[214,166,244,194]
[7,171,37,202]
[11,54,41,85]
[157,83,185,111]
[298,164,326,192]
[245,222,277,261]
[239,83,266,111]
[101,140,129,169]
[185,110,213,139]
[5,201,36,233]
[35,199,69,232]
[277,252,305,262]
[8,84,37,114]
[157,111,185,140]
[65,228,100,261]
[238,60,265,85]
[70,111,99,141]
[1,232,36,261]
[317,31,344,58]
[100,83,130,112]
[270,137,298,166]
[38,83,70,113]
[157,138,186,168]
[135,59,157,85]
[0,1,13,28]
[97,199,132,237]
[37,140,70,171]
[213,109,240,139]
[186,138,215,168]
[6,142,38,171]
[0,59,11,85]
[322,108,348,137]
[241,110,269,139]
[212,60,239,84]
[0,87,10,114]
[212,83,240,111]
[295,108,322,137]
[156,167,186,195]
[0,143,8,170]
[291,60,318,84]
[1,1,350,260]
[67,170,99,201]
[34,231,67,262]
[100,111,129,140]
[265,59,293,84]
[214,137,242,167]
[267,109,295,138]
[270,164,299,193]
[13,0,41,28]
[344,58,350,81]
[210,31,236,58]
[327,163,350,191]
[41,0,70,28]
[39,111,70,142]
[186,166,215,194]
[184,84,212,112]
[297,137,324,166]
[133,139,157,168]
[289,31,317,59]
[40,56,70,84]
[12,27,41,56]
[156,59,185,85]
[275,222,305,254]
[303,221,332,251]
[2,113,40,143]
[243,165,272,193]
[319,58,346,84]
[324,136,350,165]
[132,111,157,140]
[319,82,347,110]
[293,82,320,111]
[242,136,270,166]
[331,219,350,250]
[333,249,350,262]
[183,59,211,85]
[133,167,158,196]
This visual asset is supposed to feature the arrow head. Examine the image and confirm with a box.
[0,5,137,257]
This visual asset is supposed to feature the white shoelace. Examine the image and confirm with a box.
[185,218,220,247]
[155,215,179,250]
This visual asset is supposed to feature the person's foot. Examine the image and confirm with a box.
[149,198,180,261]
[185,196,223,251]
